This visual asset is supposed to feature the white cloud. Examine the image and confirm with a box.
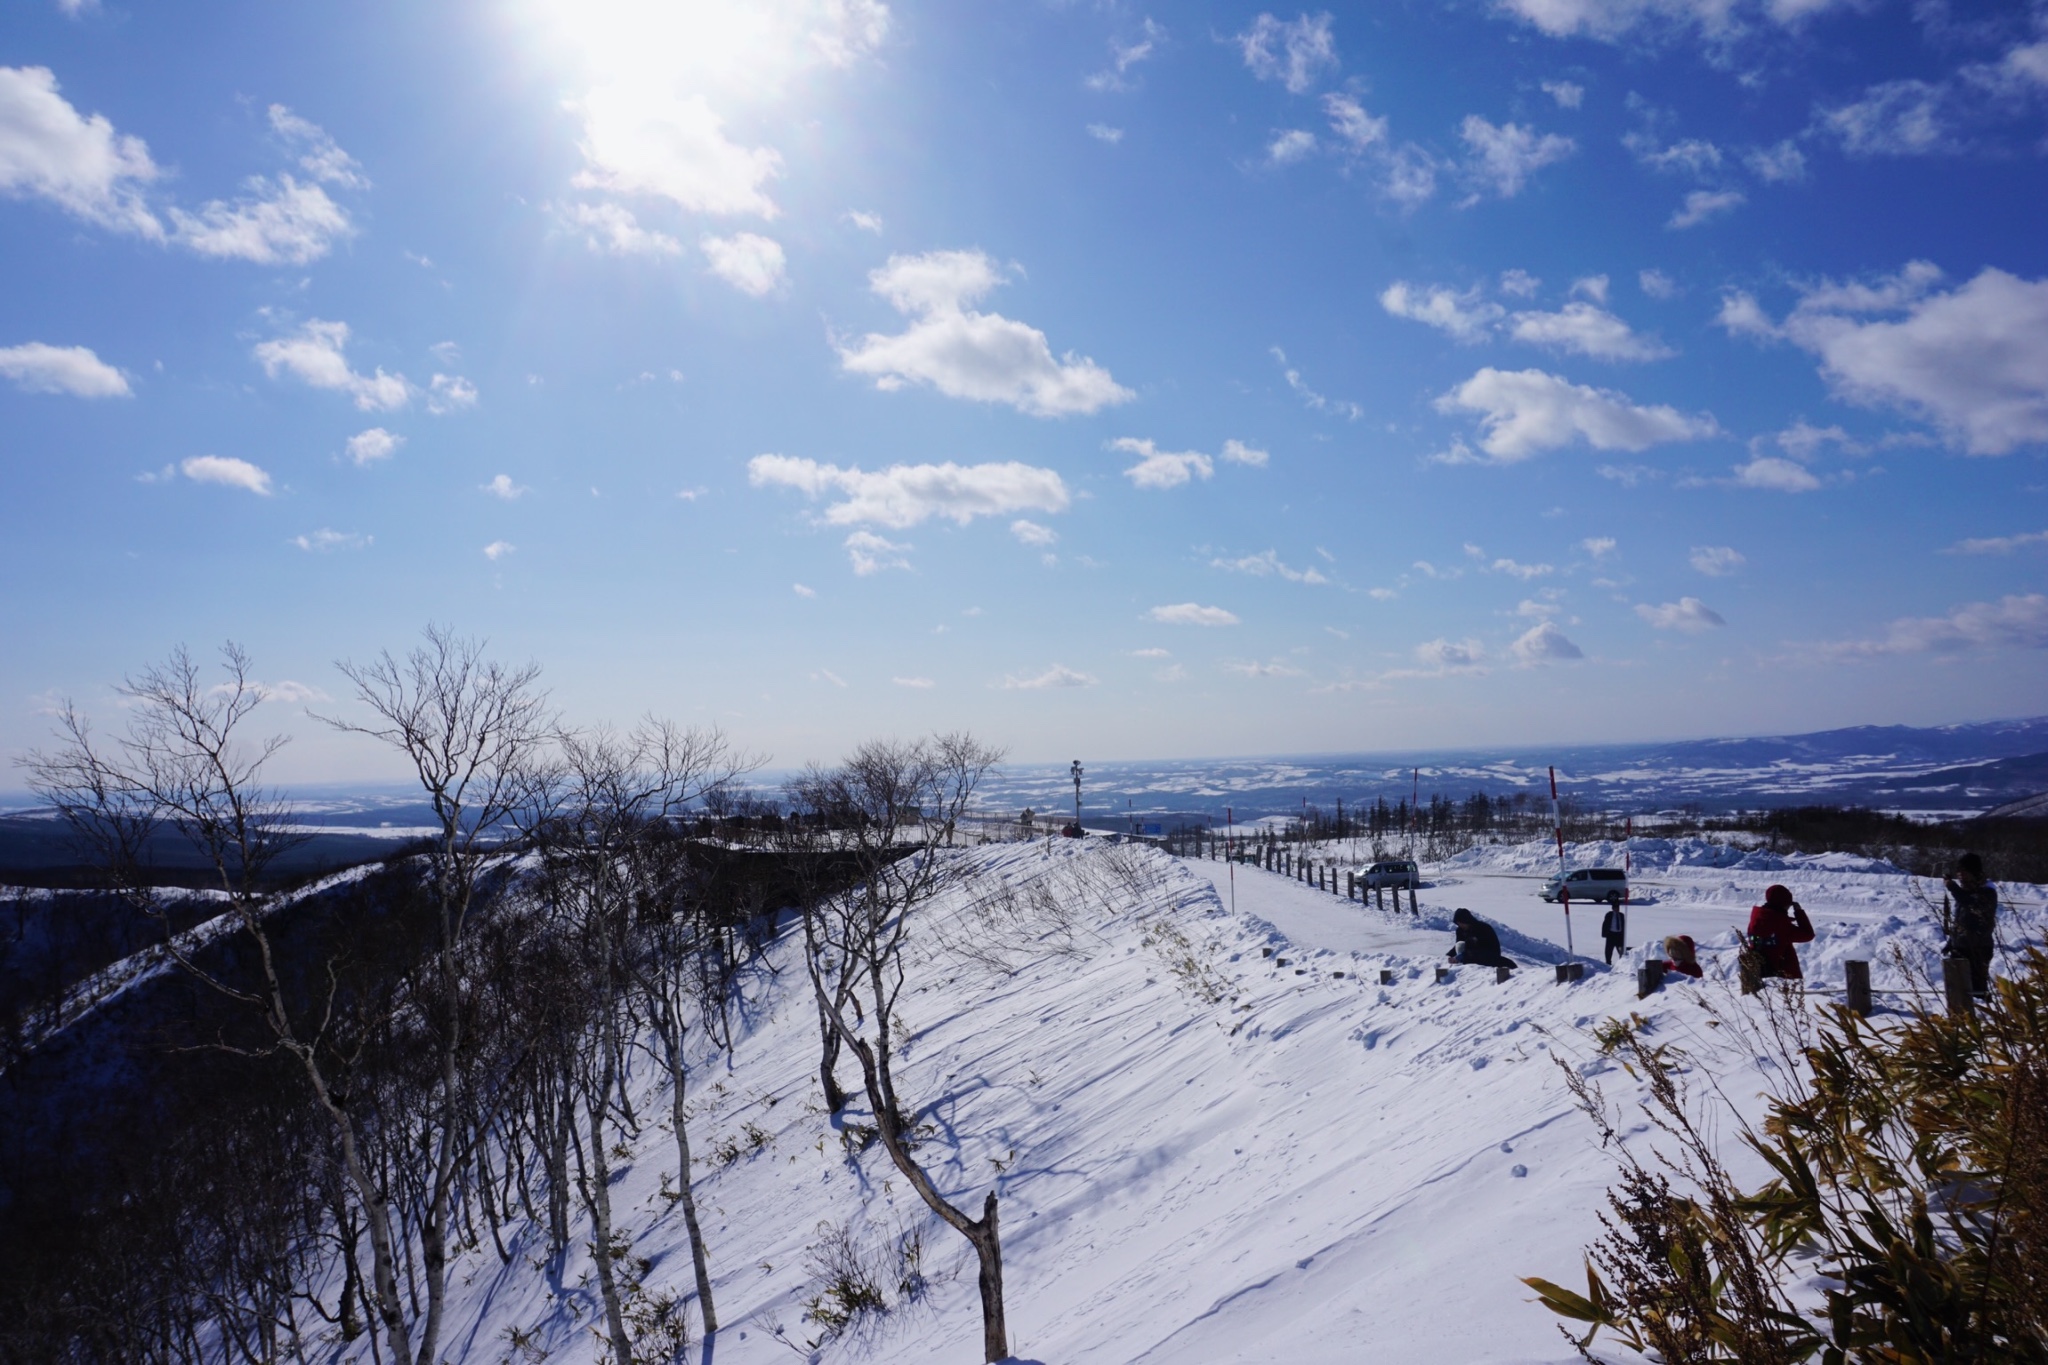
[1129,647,1171,658]
[838,250,1131,417]
[1500,269,1542,298]
[482,474,529,500]
[0,66,162,236]
[748,453,1070,528]
[1322,93,1387,151]
[1581,536,1617,558]
[1267,129,1318,164]
[1415,638,1486,672]
[1010,518,1058,546]
[1715,289,1780,340]
[1491,557,1554,579]
[1110,437,1213,489]
[346,427,402,465]
[1944,529,2048,555]
[1087,124,1125,144]
[168,175,352,264]
[814,668,848,688]
[845,209,883,232]
[1745,140,1806,182]
[1541,80,1585,108]
[1237,13,1338,94]
[1638,268,1679,299]
[1272,346,1365,419]
[559,201,683,256]
[1493,0,1857,40]
[892,675,935,689]
[569,86,782,218]
[999,663,1097,690]
[483,540,515,561]
[1148,603,1239,627]
[1516,596,1562,617]
[1730,455,1823,491]
[1224,659,1304,678]
[1668,188,1744,229]
[1211,549,1327,584]
[253,319,411,411]
[292,528,369,552]
[1768,265,2048,456]
[701,231,786,296]
[1435,367,1717,462]
[1636,596,1725,631]
[844,529,912,575]
[1690,544,1745,575]
[1508,302,1673,361]
[1818,80,1949,157]
[427,374,477,414]
[1824,593,2048,657]
[267,105,366,188]
[677,485,708,501]
[1459,116,1574,198]
[180,454,272,495]
[1380,282,1502,343]
[1571,275,1610,303]
[1512,620,1584,663]
[1628,134,1722,176]
[1086,19,1164,91]
[1381,144,1439,206]
[1221,438,1269,467]
[0,341,128,397]
[792,582,817,597]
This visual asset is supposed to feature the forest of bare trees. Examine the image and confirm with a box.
[1,632,1028,1365]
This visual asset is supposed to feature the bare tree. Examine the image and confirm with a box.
[526,720,753,1352]
[21,644,416,1365]
[787,733,1012,1362]
[318,625,551,1365]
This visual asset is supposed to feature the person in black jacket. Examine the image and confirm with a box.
[1449,908,1516,969]
[1944,852,1999,996]
[1600,903,1627,965]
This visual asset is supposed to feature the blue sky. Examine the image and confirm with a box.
[3,0,2046,782]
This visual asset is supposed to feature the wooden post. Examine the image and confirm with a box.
[1375,884,1384,911]
[1637,958,1665,998]
[1943,957,1975,1016]
[1435,965,1451,984]
[1555,963,1582,985]
[1379,968,1395,985]
[1496,964,1513,984]
[1408,885,1419,915]
[1844,959,1872,1018]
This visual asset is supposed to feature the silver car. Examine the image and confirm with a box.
[1360,859,1420,890]
[1541,867,1629,905]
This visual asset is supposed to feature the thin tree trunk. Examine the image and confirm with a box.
[577,1054,636,1365]
[664,1035,718,1334]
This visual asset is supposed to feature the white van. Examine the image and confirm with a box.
[1540,867,1629,904]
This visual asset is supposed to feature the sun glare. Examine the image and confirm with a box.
[523,0,887,104]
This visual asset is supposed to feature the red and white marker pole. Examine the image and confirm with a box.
[1551,765,1574,955]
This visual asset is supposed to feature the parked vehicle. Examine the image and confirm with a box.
[1541,867,1629,904]
[1361,859,1420,890]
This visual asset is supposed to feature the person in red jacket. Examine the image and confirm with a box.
[1746,884,1815,982]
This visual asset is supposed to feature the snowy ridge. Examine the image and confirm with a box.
[267,837,2048,1365]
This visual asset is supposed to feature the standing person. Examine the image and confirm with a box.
[1599,902,1627,965]
[1943,852,1999,996]
[1742,884,1815,992]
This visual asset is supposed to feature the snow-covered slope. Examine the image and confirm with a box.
[304,839,2040,1365]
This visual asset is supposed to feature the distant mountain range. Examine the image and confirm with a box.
[3,717,2044,879]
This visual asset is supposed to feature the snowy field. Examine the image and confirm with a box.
[281,837,2043,1365]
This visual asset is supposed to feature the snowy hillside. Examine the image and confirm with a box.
[287,838,2042,1365]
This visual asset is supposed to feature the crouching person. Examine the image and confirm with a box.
[1449,908,1517,971]
[1660,935,1703,979]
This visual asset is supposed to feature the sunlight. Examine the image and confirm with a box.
[521,0,888,105]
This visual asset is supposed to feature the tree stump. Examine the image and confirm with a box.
[1844,959,1872,1018]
